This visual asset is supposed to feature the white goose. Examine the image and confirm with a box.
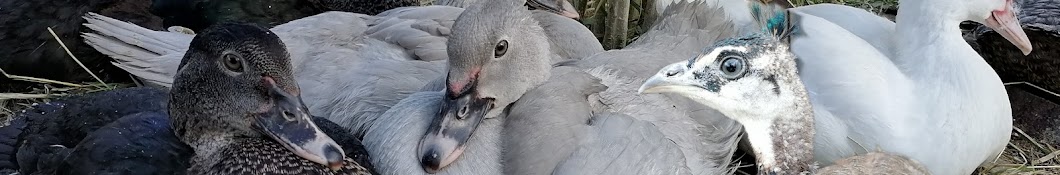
[645,0,1033,174]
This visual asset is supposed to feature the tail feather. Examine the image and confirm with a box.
[82,12,192,87]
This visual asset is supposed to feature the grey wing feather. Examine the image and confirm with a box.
[420,75,448,92]
[574,0,737,75]
[503,67,606,175]
[282,11,452,137]
[552,112,691,175]
[433,0,477,8]
[505,67,701,175]
[623,0,737,57]
[366,6,465,61]
[1017,0,1060,26]
[300,56,445,137]
[560,1,744,174]
[530,11,604,63]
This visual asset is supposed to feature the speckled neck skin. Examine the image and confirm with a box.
[731,38,817,175]
[756,99,815,175]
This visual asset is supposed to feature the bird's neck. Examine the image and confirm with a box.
[186,133,238,173]
[893,1,980,79]
[743,92,816,174]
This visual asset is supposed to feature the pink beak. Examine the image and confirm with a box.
[984,0,1033,55]
[558,0,580,19]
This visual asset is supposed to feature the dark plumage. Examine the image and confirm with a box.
[314,117,375,172]
[0,87,372,174]
[966,0,1060,151]
[151,0,418,31]
[966,0,1060,93]
[0,87,188,174]
[0,23,374,175]
[168,22,371,175]
[1005,83,1060,147]
[10,87,171,174]
[0,0,162,91]
[57,110,193,175]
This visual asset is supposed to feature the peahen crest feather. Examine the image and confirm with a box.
[749,0,797,44]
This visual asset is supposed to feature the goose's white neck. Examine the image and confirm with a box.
[878,2,1011,174]
[893,0,984,79]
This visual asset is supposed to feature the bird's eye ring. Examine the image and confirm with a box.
[719,56,745,79]
[221,53,245,73]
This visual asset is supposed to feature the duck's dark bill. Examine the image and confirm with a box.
[418,93,494,174]
[256,78,346,170]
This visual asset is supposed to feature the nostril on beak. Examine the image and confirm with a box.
[282,111,296,121]
[665,70,681,77]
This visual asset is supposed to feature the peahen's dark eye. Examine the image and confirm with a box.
[222,53,245,73]
[719,56,746,79]
[494,40,508,58]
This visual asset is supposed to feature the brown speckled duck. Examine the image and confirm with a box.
[168,22,371,175]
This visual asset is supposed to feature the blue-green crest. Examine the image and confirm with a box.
[749,0,797,44]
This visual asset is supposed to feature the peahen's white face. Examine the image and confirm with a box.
[639,34,803,125]
[640,32,816,174]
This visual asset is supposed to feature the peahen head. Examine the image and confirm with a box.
[638,33,805,127]
[639,2,818,174]
[639,1,803,123]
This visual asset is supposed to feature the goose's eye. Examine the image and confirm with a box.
[494,40,508,58]
[222,53,245,73]
[719,56,745,79]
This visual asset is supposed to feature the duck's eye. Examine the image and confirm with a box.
[719,56,745,79]
[222,53,244,73]
[494,40,508,58]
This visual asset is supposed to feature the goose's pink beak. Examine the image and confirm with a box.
[984,0,1033,55]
